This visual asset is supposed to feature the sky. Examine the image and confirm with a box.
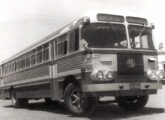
[0,0,165,63]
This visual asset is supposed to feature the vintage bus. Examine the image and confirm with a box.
[0,13,164,115]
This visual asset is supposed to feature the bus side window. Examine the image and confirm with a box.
[5,65,9,74]
[57,34,67,58]
[37,46,43,64]
[25,52,31,67]
[69,29,79,53]
[31,49,36,65]
[20,57,26,69]
[43,43,49,61]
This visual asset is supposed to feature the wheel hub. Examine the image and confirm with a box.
[70,89,83,111]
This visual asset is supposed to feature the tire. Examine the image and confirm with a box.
[116,95,149,111]
[11,90,28,108]
[64,83,97,115]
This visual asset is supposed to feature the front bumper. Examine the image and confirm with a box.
[82,82,162,92]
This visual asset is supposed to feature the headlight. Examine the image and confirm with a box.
[91,70,114,81]
[147,70,165,80]
[147,70,156,80]
[105,71,114,80]
[157,71,164,80]
[96,71,104,80]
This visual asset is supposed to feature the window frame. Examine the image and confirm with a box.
[57,34,68,58]
[36,46,43,64]
[128,25,155,50]
[68,28,80,53]
[31,49,36,66]
[43,43,49,62]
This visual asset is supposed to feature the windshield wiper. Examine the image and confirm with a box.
[132,24,147,48]
[138,24,146,37]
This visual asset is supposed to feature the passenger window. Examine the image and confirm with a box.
[11,63,14,72]
[20,58,25,69]
[37,46,43,64]
[69,29,79,53]
[5,65,9,74]
[31,49,36,65]
[25,52,31,67]
[57,34,67,58]
[43,43,49,61]
[16,61,19,70]
[9,64,12,72]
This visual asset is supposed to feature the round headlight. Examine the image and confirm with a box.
[157,71,164,80]
[150,72,156,80]
[105,71,114,80]
[96,71,104,80]
[147,70,156,80]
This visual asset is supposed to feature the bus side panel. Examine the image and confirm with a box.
[51,52,85,100]
[52,78,63,100]
[56,53,84,74]
[14,81,51,98]
[3,62,52,99]
[51,64,63,100]
[3,63,50,86]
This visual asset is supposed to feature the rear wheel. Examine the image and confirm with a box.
[64,83,97,115]
[11,90,28,108]
[116,95,149,111]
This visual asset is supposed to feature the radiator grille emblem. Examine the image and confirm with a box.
[126,59,135,68]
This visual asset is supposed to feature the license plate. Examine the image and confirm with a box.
[129,83,140,89]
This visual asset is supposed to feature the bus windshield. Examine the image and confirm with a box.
[128,25,155,49]
[81,23,128,48]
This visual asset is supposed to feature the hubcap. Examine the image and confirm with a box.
[126,96,139,104]
[70,89,83,111]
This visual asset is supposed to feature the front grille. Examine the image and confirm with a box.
[117,53,144,75]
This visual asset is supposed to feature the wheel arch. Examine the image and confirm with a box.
[63,75,80,91]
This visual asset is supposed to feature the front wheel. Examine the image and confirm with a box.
[64,83,97,115]
[116,95,149,111]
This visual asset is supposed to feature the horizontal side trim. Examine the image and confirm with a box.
[91,49,157,55]
[83,83,162,92]
[57,69,81,78]
[13,81,50,88]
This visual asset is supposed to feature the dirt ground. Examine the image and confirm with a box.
[0,87,165,120]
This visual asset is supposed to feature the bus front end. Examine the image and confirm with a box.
[81,14,164,111]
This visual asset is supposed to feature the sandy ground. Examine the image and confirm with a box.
[0,87,165,120]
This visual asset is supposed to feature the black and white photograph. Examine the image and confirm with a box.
[0,0,165,120]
